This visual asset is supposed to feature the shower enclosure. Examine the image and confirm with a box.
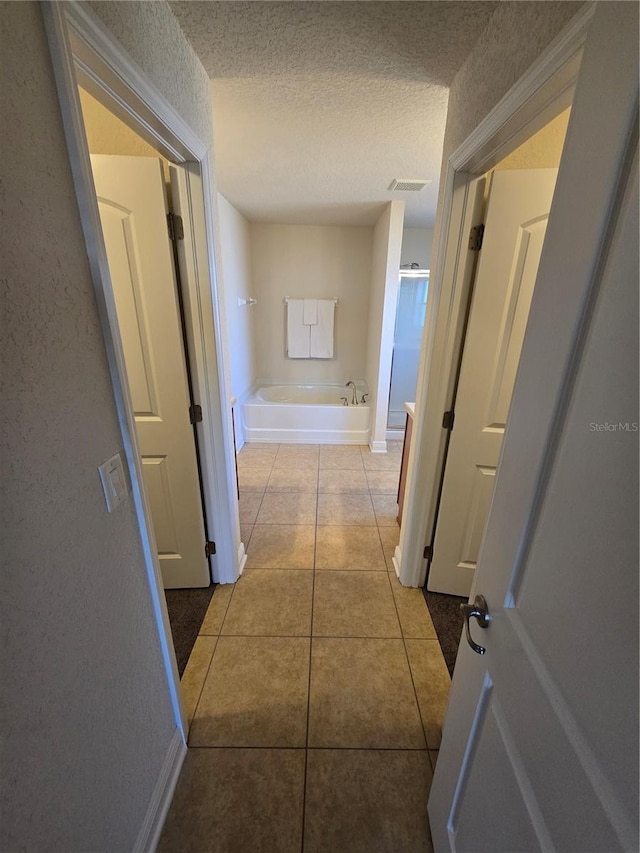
[387,269,429,429]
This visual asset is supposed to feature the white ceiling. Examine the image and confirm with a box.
[170,1,498,227]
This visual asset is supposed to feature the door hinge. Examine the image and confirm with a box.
[167,212,184,242]
[205,541,216,558]
[189,403,203,424]
[423,544,433,561]
[442,410,455,430]
[468,224,485,251]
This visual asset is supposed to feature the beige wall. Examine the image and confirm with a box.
[401,227,434,270]
[1,2,214,849]
[217,194,256,440]
[79,87,163,159]
[496,108,571,170]
[365,201,405,448]
[250,223,373,385]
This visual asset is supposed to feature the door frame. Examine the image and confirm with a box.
[394,2,595,589]
[43,0,246,736]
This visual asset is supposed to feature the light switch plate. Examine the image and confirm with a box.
[98,452,128,512]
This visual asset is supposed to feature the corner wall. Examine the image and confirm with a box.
[365,200,405,451]
[250,223,373,385]
[218,194,256,445]
[1,2,215,849]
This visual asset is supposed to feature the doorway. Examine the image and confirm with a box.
[45,0,244,734]
[427,109,570,598]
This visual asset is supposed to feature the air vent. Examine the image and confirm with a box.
[389,178,431,192]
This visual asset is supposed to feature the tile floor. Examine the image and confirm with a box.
[159,443,451,853]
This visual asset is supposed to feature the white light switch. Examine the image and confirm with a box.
[98,452,128,512]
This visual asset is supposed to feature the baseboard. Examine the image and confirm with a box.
[133,728,186,853]
[369,439,388,454]
[237,540,247,576]
[386,428,405,442]
[392,545,402,580]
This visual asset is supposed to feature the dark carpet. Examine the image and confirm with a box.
[423,590,466,678]
[164,585,215,677]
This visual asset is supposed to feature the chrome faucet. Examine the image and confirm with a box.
[345,380,358,405]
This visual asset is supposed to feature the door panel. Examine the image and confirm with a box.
[428,169,558,596]
[427,6,639,841]
[92,154,210,588]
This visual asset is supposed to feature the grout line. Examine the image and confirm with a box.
[187,744,430,752]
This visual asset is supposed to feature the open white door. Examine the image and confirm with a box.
[428,5,639,850]
[428,168,557,596]
[91,154,210,589]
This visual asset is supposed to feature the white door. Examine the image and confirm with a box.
[428,5,639,850]
[428,168,558,596]
[91,154,210,589]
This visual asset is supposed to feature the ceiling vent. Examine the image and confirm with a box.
[389,178,431,192]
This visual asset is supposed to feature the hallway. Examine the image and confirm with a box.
[159,442,451,852]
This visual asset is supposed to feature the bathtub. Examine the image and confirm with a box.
[242,384,371,444]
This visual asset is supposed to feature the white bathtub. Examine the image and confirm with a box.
[242,384,371,444]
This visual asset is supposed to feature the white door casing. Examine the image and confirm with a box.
[428,3,639,850]
[92,154,210,588]
[428,169,558,596]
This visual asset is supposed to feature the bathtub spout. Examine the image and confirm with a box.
[345,380,358,405]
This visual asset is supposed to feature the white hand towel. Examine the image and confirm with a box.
[287,299,310,358]
[302,299,318,325]
[310,299,335,359]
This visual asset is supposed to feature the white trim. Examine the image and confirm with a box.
[386,428,405,443]
[397,4,595,589]
[133,728,186,853]
[369,439,388,454]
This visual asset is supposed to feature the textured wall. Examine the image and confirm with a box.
[250,223,373,384]
[217,194,256,436]
[442,2,582,158]
[79,86,165,159]
[0,2,214,849]
[496,107,570,170]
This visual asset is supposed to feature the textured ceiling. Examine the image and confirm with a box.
[170,1,498,227]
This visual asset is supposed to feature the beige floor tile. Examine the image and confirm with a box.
[389,574,437,639]
[318,468,369,494]
[319,445,364,470]
[405,640,452,749]
[237,491,263,525]
[315,525,386,570]
[308,638,426,748]
[222,569,313,636]
[366,470,400,494]
[239,441,280,456]
[238,467,270,493]
[361,451,402,472]
[236,448,277,470]
[180,636,217,726]
[312,571,400,637]
[274,445,319,469]
[371,493,400,526]
[429,750,439,773]
[267,468,318,492]
[256,491,317,524]
[240,523,253,547]
[379,525,400,570]
[316,492,376,526]
[199,584,234,635]
[303,749,433,853]
[387,439,404,454]
[158,748,305,853]
[246,524,316,569]
[190,636,310,747]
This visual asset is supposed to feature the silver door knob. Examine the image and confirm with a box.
[460,594,490,655]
